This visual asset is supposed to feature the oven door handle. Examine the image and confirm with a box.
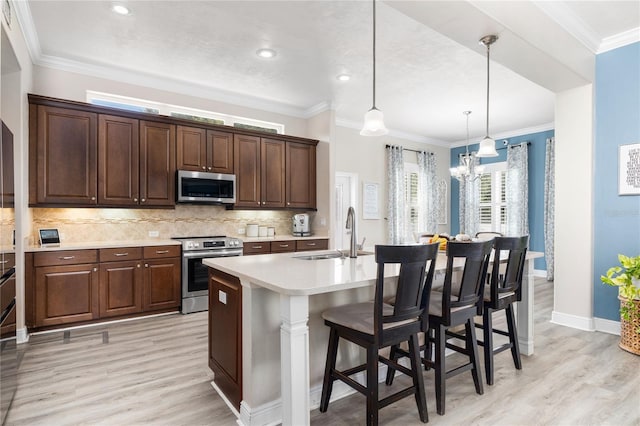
[182,250,243,259]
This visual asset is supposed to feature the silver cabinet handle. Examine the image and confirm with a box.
[93,267,98,272]
[0,260,8,264]
[114,253,129,257]
[257,201,260,205]
[279,244,290,248]
[262,201,266,205]
[207,166,212,171]
[287,202,291,206]
[59,256,75,260]
[134,198,138,202]
[307,243,316,246]
[137,264,141,268]
[145,263,149,268]
[202,166,206,170]
[91,196,96,201]
[253,245,262,249]
[156,250,169,254]
[141,198,146,202]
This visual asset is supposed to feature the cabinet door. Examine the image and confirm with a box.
[286,142,316,209]
[35,105,98,205]
[261,138,286,208]
[98,115,140,205]
[143,257,181,311]
[1,122,14,206]
[99,260,143,317]
[140,121,176,207]
[295,239,329,252]
[177,125,207,172]
[233,134,261,207]
[270,241,296,253]
[209,268,242,410]
[34,263,99,327]
[242,242,271,255]
[207,130,234,174]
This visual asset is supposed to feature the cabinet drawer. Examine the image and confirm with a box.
[100,247,142,262]
[143,245,181,259]
[1,253,15,269]
[295,239,328,252]
[270,241,296,253]
[243,242,271,255]
[34,250,99,267]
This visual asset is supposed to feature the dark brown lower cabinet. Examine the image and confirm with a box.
[34,263,100,327]
[143,257,181,311]
[99,260,143,318]
[209,268,242,410]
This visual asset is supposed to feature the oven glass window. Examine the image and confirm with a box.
[187,258,209,293]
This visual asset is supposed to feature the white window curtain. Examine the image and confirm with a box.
[459,154,480,236]
[506,143,529,236]
[417,151,437,234]
[387,145,406,244]
[544,137,555,281]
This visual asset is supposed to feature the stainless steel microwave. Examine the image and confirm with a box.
[177,170,236,204]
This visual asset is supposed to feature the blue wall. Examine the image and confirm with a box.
[450,129,554,271]
[594,42,640,321]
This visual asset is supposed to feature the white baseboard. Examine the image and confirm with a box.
[533,269,547,278]
[551,311,595,331]
[17,327,29,344]
[593,317,621,335]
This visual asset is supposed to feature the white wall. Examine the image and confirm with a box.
[32,65,309,139]
[552,84,594,330]
[334,125,451,246]
[306,110,334,239]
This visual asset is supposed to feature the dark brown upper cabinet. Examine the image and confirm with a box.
[139,121,176,207]
[98,115,140,206]
[31,105,98,205]
[177,125,234,174]
[286,142,316,209]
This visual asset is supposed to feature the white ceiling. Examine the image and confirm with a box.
[17,1,640,145]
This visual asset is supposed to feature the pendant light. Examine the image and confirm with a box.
[360,0,388,136]
[477,34,499,157]
[450,111,484,181]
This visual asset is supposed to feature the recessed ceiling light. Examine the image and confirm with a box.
[337,74,351,82]
[112,4,130,15]
[256,48,277,59]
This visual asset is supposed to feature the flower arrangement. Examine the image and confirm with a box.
[601,254,640,336]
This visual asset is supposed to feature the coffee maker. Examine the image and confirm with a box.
[292,213,312,237]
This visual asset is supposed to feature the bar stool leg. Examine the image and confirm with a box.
[466,319,484,395]
[366,344,379,426]
[483,307,495,385]
[320,327,339,412]
[408,333,428,423]
[506,304,522,369]
[435,324,446,415]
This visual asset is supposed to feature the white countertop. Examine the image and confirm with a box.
[239,235,328,243]
[25,239,181,252]
[204,250,397,296]
[204,249,544,297]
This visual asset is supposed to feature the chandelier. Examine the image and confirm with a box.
[450,111,484,181]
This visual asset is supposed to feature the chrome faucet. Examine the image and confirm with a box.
[345,206,357,258]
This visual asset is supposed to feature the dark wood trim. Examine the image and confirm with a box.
[28,94,319,146]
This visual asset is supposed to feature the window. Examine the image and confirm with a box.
[86,91,285,134]
[405,163,420,238]
[478,162,507,233]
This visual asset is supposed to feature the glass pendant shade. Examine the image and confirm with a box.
[477,136,498,157]
[360,107,388,136]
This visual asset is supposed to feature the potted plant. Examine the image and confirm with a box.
[601,254,640,355]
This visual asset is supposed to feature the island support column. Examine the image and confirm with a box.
[280,294,310,426]
[517,258,535,356]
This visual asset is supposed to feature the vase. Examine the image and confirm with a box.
[618,295,640,355]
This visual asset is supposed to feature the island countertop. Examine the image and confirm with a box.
[203,250,391,296]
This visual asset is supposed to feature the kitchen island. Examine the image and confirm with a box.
[204,249,543,426]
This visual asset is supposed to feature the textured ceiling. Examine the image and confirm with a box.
[22,1,640,144]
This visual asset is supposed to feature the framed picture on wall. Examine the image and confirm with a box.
[618,143,640,195]
[362,182,380,219]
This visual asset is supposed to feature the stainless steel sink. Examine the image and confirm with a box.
[294,250,373,260]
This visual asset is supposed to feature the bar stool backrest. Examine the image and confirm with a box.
[489,235,529,303]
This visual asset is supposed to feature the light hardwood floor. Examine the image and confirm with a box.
[7,278,640,425]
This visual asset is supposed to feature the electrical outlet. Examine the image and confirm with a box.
[320,217,326,226]
[148,231,159,238]
[238,228,246,235]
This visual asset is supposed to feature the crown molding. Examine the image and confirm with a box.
[335,117,450,147]
[12,0,41,62]
[303,101,332,118]
[533,1,601,54]
[598,27,640,54]
[449,122,555,148]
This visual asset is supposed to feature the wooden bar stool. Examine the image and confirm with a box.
[319,243,439,425]
[476,235,529,385]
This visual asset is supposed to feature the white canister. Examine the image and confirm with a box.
[258,226,268,237]
[246,224,259,237]
[267,227,275,237]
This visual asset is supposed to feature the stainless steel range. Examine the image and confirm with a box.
[173,236,243,314]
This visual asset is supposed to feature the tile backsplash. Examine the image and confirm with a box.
[30,206,313,244]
